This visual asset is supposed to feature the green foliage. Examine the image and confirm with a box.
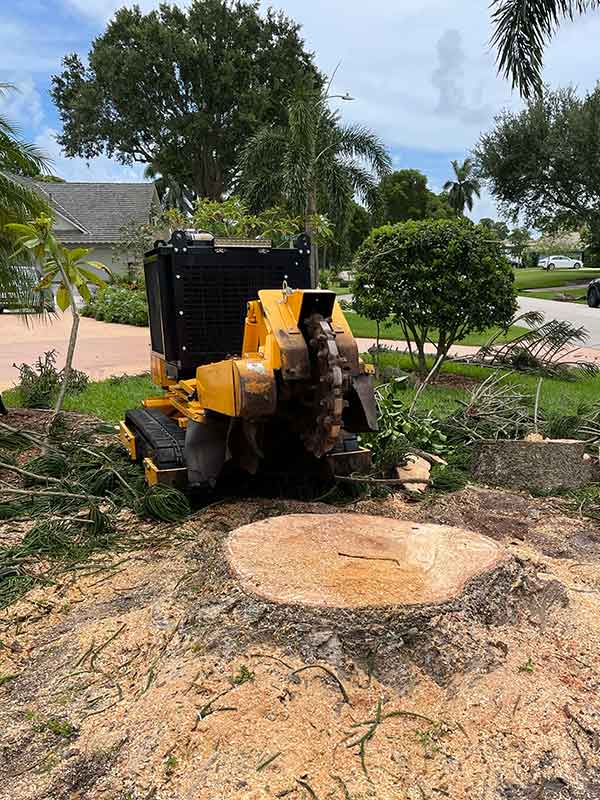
[191,196,327,247]
[518,657,535,674]
[353,218,517,375]
[237,84,390,279]
[23,453,69,484]
[0,674,17,687]
[13,350,88,409]
[82,285,148,326]
[476,87,600,237]
[365,380,449,474]
[51,1,321,199]
[231,664,255,685]
[490,0,599,98]
[443,158,481,214]
[479,218,509,241]
[137,485,191,523]
[377,169,455,224]
[0,84,51,306]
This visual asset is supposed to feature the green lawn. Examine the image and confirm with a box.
[3,373,157,424]
[328,285,351,295]
[346,312,529,347]
[514,267,599,291]
[523,286,588,304]
[368,350,600,418]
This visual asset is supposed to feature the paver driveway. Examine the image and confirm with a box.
[0,311,151,391]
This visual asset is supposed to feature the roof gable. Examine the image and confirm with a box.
[32,180,158,244]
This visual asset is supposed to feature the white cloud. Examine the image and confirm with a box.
[34,127,148,183]
[0,77,44,130]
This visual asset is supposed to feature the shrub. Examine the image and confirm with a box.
[14,350,88,408]
[353,219,517,377]
[82,285,148,326]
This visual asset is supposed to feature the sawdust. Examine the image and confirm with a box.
[1,492,599,799]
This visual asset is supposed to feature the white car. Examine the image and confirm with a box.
[538,254,582,270]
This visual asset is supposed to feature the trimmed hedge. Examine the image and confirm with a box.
[82,285,148,326]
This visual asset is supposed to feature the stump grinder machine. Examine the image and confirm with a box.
[119,230,377,491]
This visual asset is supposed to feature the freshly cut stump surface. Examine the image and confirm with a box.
[226,513,503,608]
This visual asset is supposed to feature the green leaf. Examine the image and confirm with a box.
[78,265,109,286]
[56,284,70,312]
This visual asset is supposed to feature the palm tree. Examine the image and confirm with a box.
[0,84,50,415]
[491,0,599,98]
[443,158,481,215]
[0,84,49,297]
[143,163,194,213]
[236,87,391,284]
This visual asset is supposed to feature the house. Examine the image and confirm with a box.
[19,178,160,276]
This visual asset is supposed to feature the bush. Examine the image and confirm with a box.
[353,219,517,377]
[82,285,148,326]
[14,351,88,409]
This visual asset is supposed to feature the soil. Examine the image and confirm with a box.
[1,416,600,800]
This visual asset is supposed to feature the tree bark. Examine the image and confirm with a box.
[306,186,318,287]
[52,267,80,426]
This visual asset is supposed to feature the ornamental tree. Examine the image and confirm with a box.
[352,219,517,377]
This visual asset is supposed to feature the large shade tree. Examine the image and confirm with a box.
[443,158,481,215]
[51,0,321,200]
[491,0,600,97]
[236,86,391,283]
[475,86,600,256]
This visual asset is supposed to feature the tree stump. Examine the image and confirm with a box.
[472,438,591,491]
[183,509,566,687]
[225,513,504,609]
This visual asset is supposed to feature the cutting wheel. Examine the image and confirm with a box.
[301,312,350,458]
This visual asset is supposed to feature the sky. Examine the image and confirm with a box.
[2,0,600,222]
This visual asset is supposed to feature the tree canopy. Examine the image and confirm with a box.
[377,169,455,224]
[236,86,390,282]
[0,84,50,303]
[352,219,516,376]
[479,218,509,241]
[51,0,321,199]
[475,86,600,251]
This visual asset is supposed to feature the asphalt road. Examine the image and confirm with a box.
[517,296,600,347]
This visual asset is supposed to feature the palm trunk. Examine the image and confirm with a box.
[306,186,318,288]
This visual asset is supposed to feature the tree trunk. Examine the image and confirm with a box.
[306,186,318,288]
[52,269,80,425]
[375,319,381,378]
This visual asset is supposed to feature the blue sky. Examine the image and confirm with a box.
[2,0,600,221]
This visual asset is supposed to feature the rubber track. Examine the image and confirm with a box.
[125,408,186,469]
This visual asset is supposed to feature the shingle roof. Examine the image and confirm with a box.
[23,178,157,244]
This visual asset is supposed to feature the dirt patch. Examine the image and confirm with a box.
[1,490,599,800]
[430,372,481,390]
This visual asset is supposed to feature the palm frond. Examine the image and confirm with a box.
[491,0,600,98]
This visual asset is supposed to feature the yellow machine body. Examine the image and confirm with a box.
[120,287,376,488]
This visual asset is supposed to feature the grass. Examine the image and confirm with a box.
[368,350,600,418]
[4,373,157,424]
[328,285,351,295]
[514,267,600,291]
[345,312,529,346]
[524,286,588,304]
